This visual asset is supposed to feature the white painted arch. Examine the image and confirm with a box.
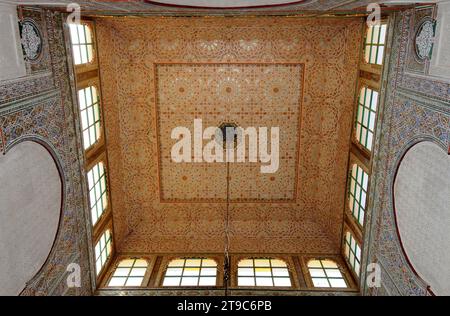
[0,140,62,295]
[394,141,450,296]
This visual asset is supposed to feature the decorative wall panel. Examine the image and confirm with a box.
[362,8,450,296]
[18,7,52,75]
[0,10,92,296]
[97,17,363,254]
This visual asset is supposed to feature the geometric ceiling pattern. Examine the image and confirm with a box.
[156,62,303,202]
[96,16,362,254]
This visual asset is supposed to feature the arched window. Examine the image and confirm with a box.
[348,163,368,226]
[237,258,291,287]
[356,86,378,151]
[95,229,112,275]
[162,258,217,287]
[307,259,347,288]
[78,86,101,150]
[108,258,148,287]
[344,231,361,277]
[87,161,108,226]
[364,23,387,65]
[69,23,94,65]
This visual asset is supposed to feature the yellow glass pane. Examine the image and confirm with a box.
[270,259,287,267]
[307,260,322,268]
[254,259,270,267]
[118,259,135,268]
[168,259,185,267]
[183,267,200,276]
[238,259,254,267]
[255,267,271,273]
[134,259,148,267]
[202,259,217,267]
[185,259,201,267]
[321,260,338,268]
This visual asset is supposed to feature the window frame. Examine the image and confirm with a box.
[68,20,97,71]
[235,257,293,288]
[354,84,379,152]
[306,258,348,289]
[343,230,362,278]
[68,18,116,285]
[107,258,150,288]
[348,162,370,228]
[86,159,111,229]
[94,227,113,277]
[76,79,104,155]
[363,22,388,66]
[161,257,219,287]
[85,152,111,232]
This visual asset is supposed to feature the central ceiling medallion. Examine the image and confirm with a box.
[217,122,240,149]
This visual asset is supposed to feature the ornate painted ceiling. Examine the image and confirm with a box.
[96,16,363,254]
[156,62,303,202]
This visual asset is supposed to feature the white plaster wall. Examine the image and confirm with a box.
[430,1,450,80]
[0,3,26,81]
[0,141,61,296]
[394,141,450,296]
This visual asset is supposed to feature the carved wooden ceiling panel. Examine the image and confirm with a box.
[96,17,363,254]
